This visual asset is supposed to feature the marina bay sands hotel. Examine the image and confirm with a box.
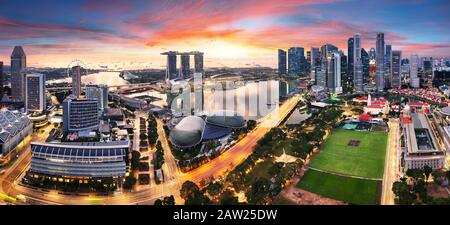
[161,51,204,80]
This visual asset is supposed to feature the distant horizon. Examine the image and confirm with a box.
[1,0,449,69]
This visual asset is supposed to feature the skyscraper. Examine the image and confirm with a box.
[410,53,420,88]
[193,51,204,74]
[311,47,320,66]
[315,56,328,88]
[327,52,342,94]
[25,73,46,113]
[180,53,190,79]
[369,48,376,61]
[321,44,338,59]
[0,61,3,97]
[86,84,108,112]
[162,51,177,80]
[340,52,349,93]
[353,34,363,92]
[288,47,305,77]
[71,65,82,98]
[422,57,433,87]
[401,58,410,84]
[385,44,392,88]
[347,37,354,90]
[361,48,370,85]
[11,46,27,101]
[375,33,385,91]
[391,50,401,89]
[98,84,109,111]
[278,49,287,75]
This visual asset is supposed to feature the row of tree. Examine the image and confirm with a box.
[392,166,450,205]
[147,113,158,146]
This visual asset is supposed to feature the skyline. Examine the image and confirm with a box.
[0,0,449,69]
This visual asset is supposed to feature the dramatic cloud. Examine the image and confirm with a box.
[0,0,448,68]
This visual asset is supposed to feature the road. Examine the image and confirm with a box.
[182,95,301,183]
[381,118,400,205]
[0,94,301,205]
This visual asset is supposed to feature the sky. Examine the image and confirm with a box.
[0,0,449,69]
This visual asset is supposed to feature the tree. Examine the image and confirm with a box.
[246,177,271,205]
[163,195,176,205]
[180,181,200,200]
[432,170,445,186]
[206,181,223,199]
[423,165,432,183]
[180,181,211,205]
[445,170,450,182]
[351,108,364,114]
[154,199,163,205]
[123,176,136,190]
[392,180,416,205]
[130,151,141,171]
[220,189,239,205]
[406,168,424,183]
[246,120,257,131]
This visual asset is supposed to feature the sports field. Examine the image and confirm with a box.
[297,170,381,205]
[308,129,388,179]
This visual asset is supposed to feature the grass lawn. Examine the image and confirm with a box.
[308,129,387,179]
[297,170,381,205]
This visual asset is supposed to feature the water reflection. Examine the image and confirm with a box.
[47,71,129,86]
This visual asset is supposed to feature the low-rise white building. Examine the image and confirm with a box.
[401,106,446,170]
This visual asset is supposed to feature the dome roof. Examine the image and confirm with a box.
[169,116,205,147]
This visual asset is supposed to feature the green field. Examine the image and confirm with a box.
[297,170,381,205]
[308,129,388,179]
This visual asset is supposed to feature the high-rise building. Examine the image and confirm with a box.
[25,73,46,113]
[11,46,27,102]
[369,48,376,61]
[327,52,342,94]
[306,51,311,75]
[193,52,204,73]
[98,84,109,111]
[180,53,190,79]
[391,50,402,89]
[354,60,364,92]
[288,47,305,77]
[401,58,410,84]
[361,48,370,85]
[0,61,3,97]
[339,52,349,93]
[422,57,433,87]
[86,84,108,112]
[162,51,177,80]
[316,56,328,88]
[62,96,99,132]
[385,44,392,88]
[375,33,385,91]
[410,53,420,88]
[311,47,320,66]
[71,66,82,98]
[321,44,338,59]
[347,38,354,90]
[353,34,363,92]
[278,49,287,76]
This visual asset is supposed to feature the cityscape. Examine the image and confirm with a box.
[1,0,450,209]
